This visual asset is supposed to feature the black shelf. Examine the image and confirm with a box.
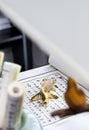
[0,27,22,44]
[0,26,29,71]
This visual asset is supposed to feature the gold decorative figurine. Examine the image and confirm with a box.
[30,78,58,106]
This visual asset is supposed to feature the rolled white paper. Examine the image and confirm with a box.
[2,62,21,87]
[0,62,21,129]
[4,82,25,130]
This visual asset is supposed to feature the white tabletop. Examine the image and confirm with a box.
[1,0,89,86]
